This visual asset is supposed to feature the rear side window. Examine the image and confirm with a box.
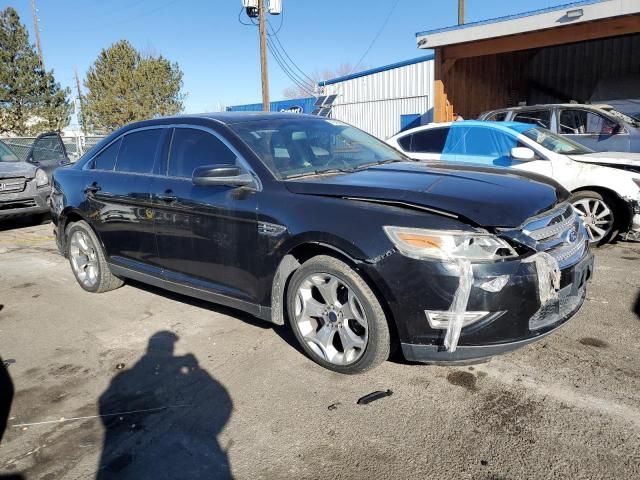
[168,128,236,178]
[397,135,412,151]
[513,110,551,129]
[115,129,163,174]
[411,128,450,153]
[93,138,121,171]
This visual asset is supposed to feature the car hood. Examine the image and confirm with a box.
[284,162,567,228]
[568,152,640,173]
[0,161,36,179]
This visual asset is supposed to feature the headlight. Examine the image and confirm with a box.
[383,226,517,261]
[35,168,49,187]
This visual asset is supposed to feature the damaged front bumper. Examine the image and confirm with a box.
[622,198,640,241]
[363,249,594,363]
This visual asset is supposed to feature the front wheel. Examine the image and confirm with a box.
[286,255,390,374]
[570,191,617,246]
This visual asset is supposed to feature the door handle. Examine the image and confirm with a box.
[85,183,101,194]
[157,192,177,203]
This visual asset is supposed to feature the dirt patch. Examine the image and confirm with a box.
[579,337,609,348]
[447,371,478,392]
[474,389,543,436]
[11,282,36,289]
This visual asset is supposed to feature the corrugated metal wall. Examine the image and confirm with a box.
[227,97,316,114]
[322,60,434,140]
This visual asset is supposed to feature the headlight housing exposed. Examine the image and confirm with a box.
[35,168,49,187]
[383,226,517,261]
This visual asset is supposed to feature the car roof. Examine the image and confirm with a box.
[489,103,613,112]
[166,111,319,125]
[394,120,534,137]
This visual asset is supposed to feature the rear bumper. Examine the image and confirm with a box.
[363,249,594,363]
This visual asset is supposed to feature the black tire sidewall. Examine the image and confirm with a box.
[286,256,390,374]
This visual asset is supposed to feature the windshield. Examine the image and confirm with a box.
[521,127,593,155]
[0,141,19,162]
[230,118,408,179]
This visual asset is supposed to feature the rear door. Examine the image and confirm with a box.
[150,126,260,304]
[558,108,630,152]
[83,127,164,272]
[28,133,70,177]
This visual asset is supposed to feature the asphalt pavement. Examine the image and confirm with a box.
[0,219,639,479]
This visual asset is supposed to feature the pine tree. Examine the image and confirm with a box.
[83,40,184,132]
[0,7,70,135]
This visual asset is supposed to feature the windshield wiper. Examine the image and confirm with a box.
[285,167,354,179]
[352,159,406,171]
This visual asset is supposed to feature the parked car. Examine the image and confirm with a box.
[0,133,69,221]
[51,113,593,373]
[479,104,640,153]
[387,121,640,245]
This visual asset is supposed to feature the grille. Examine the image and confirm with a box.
[0,177,26,194]
[501,203,588,269]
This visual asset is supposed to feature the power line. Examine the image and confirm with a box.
[267,20,315,85]
[266,36,315,97]
[351,0,402,74]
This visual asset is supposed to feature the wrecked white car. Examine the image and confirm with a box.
[387,121,640,245]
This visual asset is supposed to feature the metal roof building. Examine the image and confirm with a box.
[416,0,640,121]
[317,54,435,140]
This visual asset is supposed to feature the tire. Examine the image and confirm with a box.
[570,190,618,246]
[65,220,124,293]
[286,255,390,374]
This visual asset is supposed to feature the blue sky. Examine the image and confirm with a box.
[6,0,569,114]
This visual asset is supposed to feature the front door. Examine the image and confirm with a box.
[83,128,164,271]
[29,133,70,177]
[150,127,260,304]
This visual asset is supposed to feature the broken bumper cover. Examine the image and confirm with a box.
[0,181,51,219]
[364,249,594,363]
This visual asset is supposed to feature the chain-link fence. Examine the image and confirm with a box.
[0,135,107,162]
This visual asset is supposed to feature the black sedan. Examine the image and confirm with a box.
[50,113,593,373]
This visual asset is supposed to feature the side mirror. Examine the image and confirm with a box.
[192,164,254,187]
[511,147,536,161]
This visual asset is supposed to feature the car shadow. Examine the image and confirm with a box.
[0,214,50,232]
[96,331,233,479]
[634,290,640,319]
[0,356,25,480]
[125,280,304,356]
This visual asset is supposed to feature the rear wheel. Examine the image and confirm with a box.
[66,220,123,293]
[286,255,390,374]
[570,190,617,246]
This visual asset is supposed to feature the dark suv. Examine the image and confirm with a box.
[51,113,593,373]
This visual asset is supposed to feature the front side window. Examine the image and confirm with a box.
[115,129,163,174]
[92,138,121,171]
[522,127,593,155]
[559,109,620,135]
[168,128,237,178]
[230,118,407,179]
[513,110,551,129]
[0,141,19,162]
[32,135,66,162]
[486,111,508,121]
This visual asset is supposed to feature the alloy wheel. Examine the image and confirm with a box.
[572,198,614,243]
[293,273,368,365]
[69,230,99,288]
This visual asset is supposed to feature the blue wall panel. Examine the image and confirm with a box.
[227,97,316,114]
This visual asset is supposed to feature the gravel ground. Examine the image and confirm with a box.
[0,220,639,479]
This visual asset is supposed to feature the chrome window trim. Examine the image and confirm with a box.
[83,123,263,191]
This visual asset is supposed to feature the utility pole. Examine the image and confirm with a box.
[30,0,44,69]
[74,68,87,136]
[258,0,270,111]
[458,0,465,25]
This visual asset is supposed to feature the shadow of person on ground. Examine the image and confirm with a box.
[0,356,24,480]
[96,331,233,479]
